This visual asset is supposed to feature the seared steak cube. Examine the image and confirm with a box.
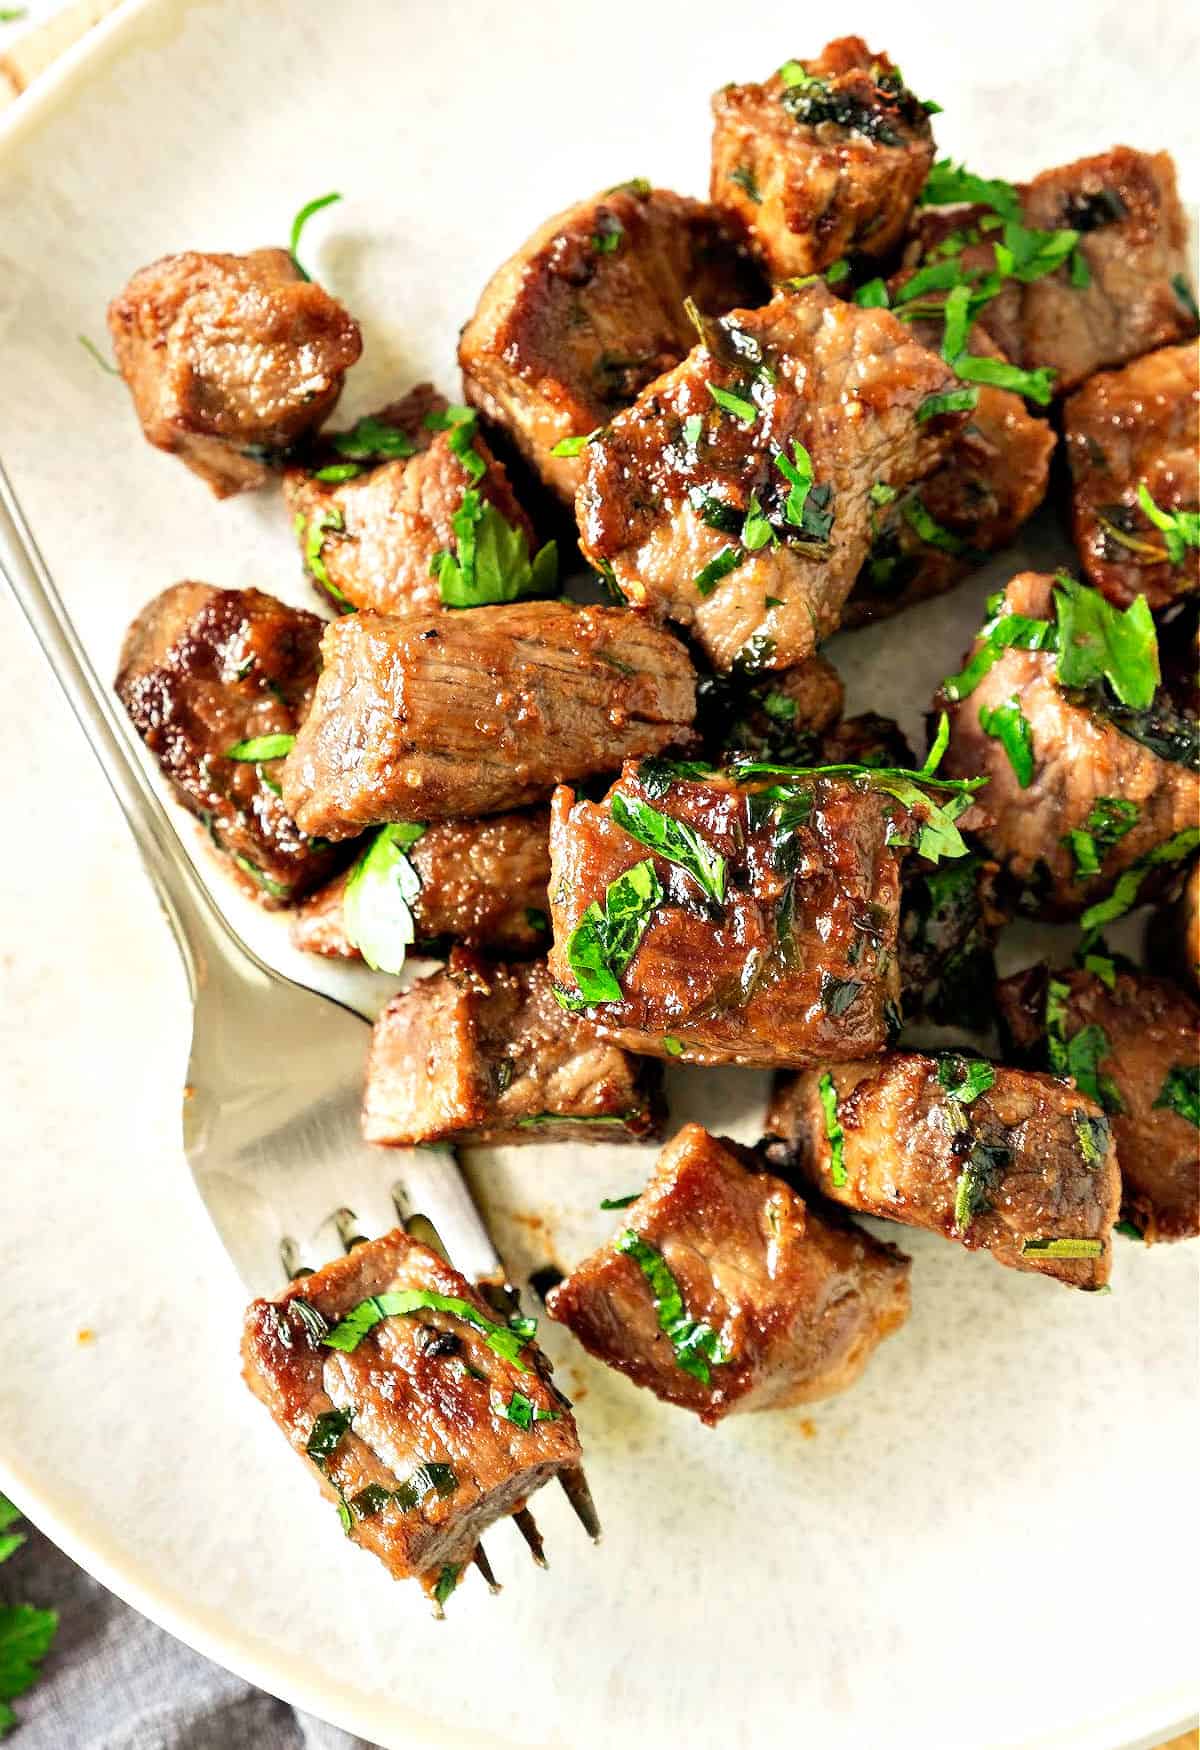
[546,759,955,1068]
[899,853,1003,1032]
[116,583,340,905]
[458,184,762,504]
[937,571,1199,919]
[283,388,544,617]
[711,38,935,280]
[241,1228,580,1600]
[768,1053,1121,1289]
[576,281,968,671]
[547,1123,910,1424]
[1064,343,1199,611]
[281,602,696,839]
[108,249,361,497]
[845,316,1055,627]
[697,651,844,764]
[362,950,661,1147]
[291,809,551,961]
[997,965,1200,1243]
[909,149,1197,395]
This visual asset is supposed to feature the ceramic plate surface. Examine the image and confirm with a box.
[0,1,1197,1746]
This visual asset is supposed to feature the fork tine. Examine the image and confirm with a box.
[558,1466,602,1541]
[333,1206,368,1252]
[279,1237,312,1281]
[512,1508,548,1568]
[472,1543,502,1593]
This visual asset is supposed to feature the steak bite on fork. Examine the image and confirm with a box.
[546,1123,911,1424]
[458,183,763,504]
[575,281,970,672]
[242,1228,581,1605]
[280,601,697,839]
[710,37,937,280]
[546,753,981,1069]
[767,1053,1121,1290]
[283,388,550,617]
[108,248,361,496]
[362,951,661,1148]
[116,583,342,906]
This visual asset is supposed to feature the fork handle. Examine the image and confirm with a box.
[0,457,246,999]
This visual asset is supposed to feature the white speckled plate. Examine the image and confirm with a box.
[0,1,1197,1745]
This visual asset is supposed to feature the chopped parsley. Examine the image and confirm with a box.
[817,1071,847,1186]
[332,414,418,462]
[492,1390,560,1430]
[550,428,601,458]
[1152,1064,1200,1128]
[918,160,1022,220]
[1062,797,1139,878]
[78,333,120,374]
[729,166,762,202]
[663,1035,685,1057]
[591,213,624,253]
[0,1495,58,1738]
[563,858,662,1006]
[825,258,851,284]
[615,1230,729,1383]
[225,733,295,762]
[610,791,726,903]
[1045,979,1124,1113]
[902,494,967,554]
[432,490,557,608]
[1079,827,1200,931]
[951,352,1056,405]
[820,973,862,1017]
[295,507,352,607]
[289,191,342,282]
[694,544,746,598]
[306,1406,354,1459]
[979,695,1035,787]
[916,387,979,422]
[854,278,890,307]
[937,1055,995,1104]
[1053,572,1159,708]
[432,1564,462,1607]
[1136,484,1200,567]
[600,1192,640,1210]
[313,461,363,483]
[323,1291,534,1369]
[342,822,426,975]
[1020,1237,1103,1259]
[953,1137,1011,1234]
[1073,1111,1111,1167]
[1171,273,1199,324]
[350,1463,458,1519]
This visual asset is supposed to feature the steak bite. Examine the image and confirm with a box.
[362,950,661,1147]
[458,183,762,504]
[767,1053,1121,1289]
[546,756,975,1068]
[283,390,547,617]
[241,1227,580,1602]
[908,149,1198,395]
[899,853,1004,1031]
[711,38,936,280]
[116,583,341,905]
[546,1123,910,1424]
[997,964,1200,1243]
[1063,343,1199,611]
[576,281,969,672]
[108,249,361,497]
[845,316,1056,627]
[696,651,844,764]
[291,809,551,961]
[937,571,1199,919]
[281,601,696,839]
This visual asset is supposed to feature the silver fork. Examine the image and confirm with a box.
[0,457,599,1586]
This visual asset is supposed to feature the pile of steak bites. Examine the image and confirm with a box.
[108,37,1199,1607]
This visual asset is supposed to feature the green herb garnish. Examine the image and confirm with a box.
[332,415,418,462]
[1053,572,1159,707]
[432,491,557,608]
[564,858,662,1005]
[591,213,623,253]
[918,160,1022,220]
[916,388,979,422]
[937,1056,995,1103]
[610,792,726,904]
[225,733,296,762]
[1020,1237,1103,1258]
[953,1138,1011,1233]
[706,382,758,423]
[854,278,890,307]
[615,1230,729,1384]
[902,494,967,554]
[951,352,1056,405]
[979,695,1035,787]
[1153,1064,1200,1128]
[295,506,352,607]
[817,1071,846,1187]
[550,427,601,458]
[323,1291,535,1370]
[432,1564,462,1607]
[942,591,1056,700]
[1062,797,1139,878]
[1073,1111,1111,1167]
[492,1390,560,1430]
[1136,484,1200,567]
[1045,979,1124,1113]
[289,191,342,281]
[1079,827,1200,931]
[820,973,862,1017]
[729,166,761,202]
[306,1406,354,1459]
[342,822,426,976]
[1171,273,1199,324]
[694,544,745,598]
[600,1193,640,1210]
[78,334,120,374]
[0,1496,58,1737]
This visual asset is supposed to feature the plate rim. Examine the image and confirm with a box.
[0,4,1196,1747]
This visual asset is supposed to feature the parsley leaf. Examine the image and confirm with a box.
[225,733,295,762]
[953,1137,1011,1233]
[937,1055,995,1103]
[694,544,746,598]
[979,695,1035,786]
[1079,830,1200,932]
[706,382,758,423]
[565,858,662,1005]
[820,973,862,1017]
[433,1564,462,1608]
[1046,979,1124,1112]
[615,1230,729,1383]
[918,160,1022,220]
[600,1192,640,1209]
[1052,573,1159,708]
[854,278,890,307]
[332,415,418,462]
[432,491,557,608]
[1020,1236,1103,1258]
[942,593,1057,700]
[591,213,623,253]
[0,1495,58,1738]
[729,166,762,202]
[951,352,1056,405]
[902,494,967,554]
[289,191,342,282]
[492,1389,560,1430]
[1062,797,1139,878]
[916,387,979,422]
[610,792,726,903]
[818,1071,847,1186]
[1136,483,1200,567]
[341,822,425,975]
[550,428,601,458]
[306,1406,354,1459]
[1153,1064,1199,1128]
[323,1291,534,1369]
[295,506,353,607]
